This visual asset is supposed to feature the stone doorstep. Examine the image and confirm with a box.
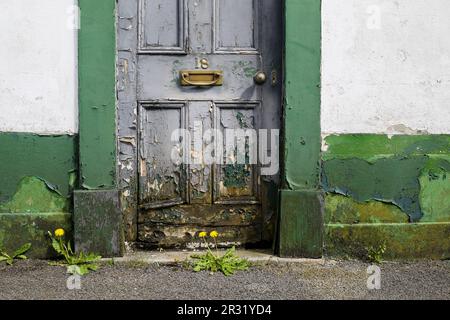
[104,249,326,265]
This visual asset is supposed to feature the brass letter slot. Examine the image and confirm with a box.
[180,70,223,87]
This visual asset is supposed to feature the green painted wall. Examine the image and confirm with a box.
[323,134,450,162]
[0,133,77,210]
[78,0,117,189]
[323,134,450,223]
[323,134,450,259]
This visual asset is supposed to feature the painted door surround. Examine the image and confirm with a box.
[75,0,322,257]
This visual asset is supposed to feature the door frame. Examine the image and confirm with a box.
[76,0,322,257]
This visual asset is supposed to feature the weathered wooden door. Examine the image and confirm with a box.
[118,0,282,248]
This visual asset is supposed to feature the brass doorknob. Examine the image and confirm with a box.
[254,71,267,85]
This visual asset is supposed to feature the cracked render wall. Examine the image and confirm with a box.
[321,0,450,259]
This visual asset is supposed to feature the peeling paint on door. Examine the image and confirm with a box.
[117,0,282,247]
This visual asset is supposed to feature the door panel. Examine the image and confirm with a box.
[118,0,282,247]
[188,101,213,204]
[138,102,187,208]
[138,0,188,54]
[188,0,213,53]
[214,0,259,52]
[214,102,259,204]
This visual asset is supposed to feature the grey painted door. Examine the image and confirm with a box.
[118,0,282,248]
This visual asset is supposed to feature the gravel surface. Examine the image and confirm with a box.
[0,259,448,300]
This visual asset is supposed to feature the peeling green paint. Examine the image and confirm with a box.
[0,132,77,206]
[0,177,68,213]
[236,112,249,129]
[325,194,408,224]
[323,156,427,221]
[322,135,450,259]
[223,165,250,188]
[232,61,256,78]
[322,134,450,223]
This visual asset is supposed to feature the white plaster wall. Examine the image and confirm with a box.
[0,0,78,135]
[322,0,450,135]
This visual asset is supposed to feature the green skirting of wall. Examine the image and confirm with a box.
[0,132,76,258]
[323,134,450,259]
[326,223,450,260]
[0,212,72,259]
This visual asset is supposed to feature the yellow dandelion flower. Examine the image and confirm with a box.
[54,228,65,237]
[210,231,219,238]
[199,231,207,238]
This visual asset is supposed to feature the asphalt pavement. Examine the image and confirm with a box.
[0,258,448,300]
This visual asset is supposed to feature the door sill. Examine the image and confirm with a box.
[105,248,325,265]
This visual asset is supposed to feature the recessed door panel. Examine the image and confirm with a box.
[138,0,187,53]
[138,102,187,208]
[214,103,259,204]
[214,0,259,52]
[188,101,213,204]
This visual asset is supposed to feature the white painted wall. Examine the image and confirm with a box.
[322,0,450,135]
[0,0,78,135]
[2,0,448,136]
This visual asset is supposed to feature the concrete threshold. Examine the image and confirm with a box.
[106,249,325,265]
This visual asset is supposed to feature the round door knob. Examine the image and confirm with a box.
[254,71,267,85]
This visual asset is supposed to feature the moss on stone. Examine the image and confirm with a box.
[0,212,72,258]
[325,223,450,260]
